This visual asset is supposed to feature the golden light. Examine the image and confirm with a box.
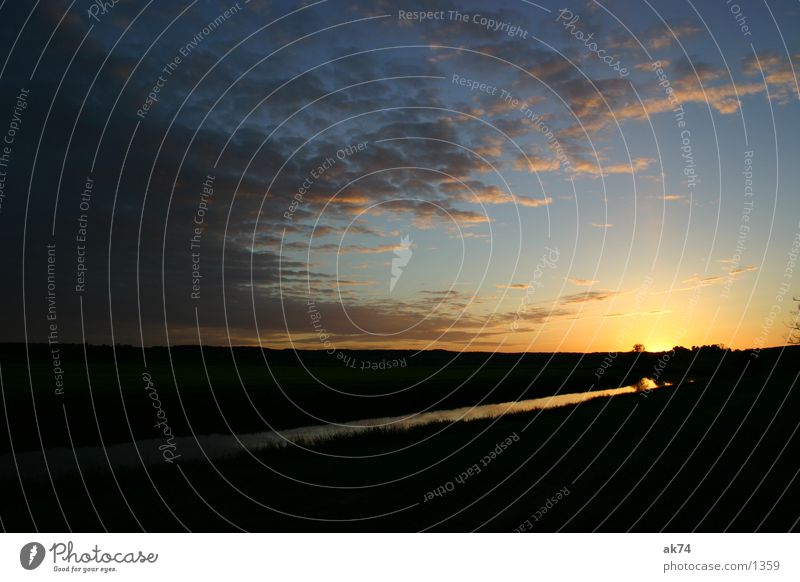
[645,341,677,353]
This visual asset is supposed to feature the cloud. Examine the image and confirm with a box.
[591,223,614,228]
[585,79,763,125]
[559,290,619,304]
[557,53,799,140]
[604,309,670,318]
[333,280,377,287]
[656,265,759,294]
[514,152,655,178]
[513,155,562,173]
[440,180,552,208]
[742,51,800,103]
[331,193,373,205]
[571,157,656,177]
[567,277,599,286]
[632,22,703,50]
[684,264,757,285]
[472,136,505,158]
[340,244,403,255]
[377,200,491,228]
[682,274,724,286]
[727,265,758,276]
[635,59,670,72]
[609,21,701,50]
[671,57,726,84]
[517,196,553,208]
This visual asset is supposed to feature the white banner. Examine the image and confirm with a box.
[0,533,796,581]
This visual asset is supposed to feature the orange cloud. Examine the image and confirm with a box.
[338,244,404,255]
[559,290,619,304]
[513,155,562,173]
[514,153,654,177]
[571,156,656,177]
[334,280,377,287]
[442,181,552,208]
[742,51,800,103]
[568,277,599,286]
[635,59,670,72]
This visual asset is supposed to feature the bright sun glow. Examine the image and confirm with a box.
[645,342,677,353]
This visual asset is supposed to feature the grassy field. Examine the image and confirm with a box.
[1,344,798,531]
[1,343,708,452]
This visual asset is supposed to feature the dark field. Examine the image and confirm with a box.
[1,344,798,531]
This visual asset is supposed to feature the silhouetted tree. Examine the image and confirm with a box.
[789,296,800,344]
[632,343,646,353]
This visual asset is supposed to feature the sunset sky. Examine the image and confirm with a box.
[1,0,799,352]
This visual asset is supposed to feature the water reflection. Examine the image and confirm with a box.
[3,378,664,477]
[243,377,663,450]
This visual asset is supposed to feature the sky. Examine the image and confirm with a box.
[0,0,799,353]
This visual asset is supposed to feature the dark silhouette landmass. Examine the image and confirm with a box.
[1,343,798,531]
